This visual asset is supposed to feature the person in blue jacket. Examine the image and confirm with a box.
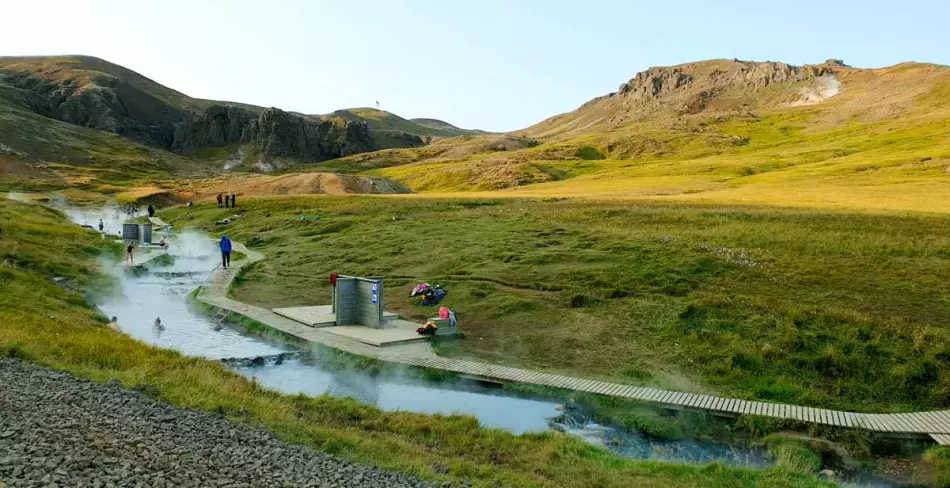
[219,235,232,269]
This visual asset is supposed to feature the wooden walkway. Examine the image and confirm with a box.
[172,218,950,445]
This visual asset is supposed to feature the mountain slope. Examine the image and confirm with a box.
[320,107,479,138]
[0,56,430,173]
[317,59,950,211]
[409,117,485,136]
[0,89,197,189]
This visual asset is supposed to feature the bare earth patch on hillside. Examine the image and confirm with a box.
[171,173,412,201]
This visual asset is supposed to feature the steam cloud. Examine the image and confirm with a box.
[792,75,841,106]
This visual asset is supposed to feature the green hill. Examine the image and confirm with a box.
[319,59,950,213]
[320,107,480,138]
[410,117,486,136]
[0,56,463,183]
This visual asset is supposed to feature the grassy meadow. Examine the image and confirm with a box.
[0,196,839,487]
[162,196,950,414]
[361,109,950,213]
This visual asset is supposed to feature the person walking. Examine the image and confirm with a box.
[219,235,232,269]
[217,193,223,208]
[147,204,155,218]
[230,193,236,208]
[125,240,135,265]
[98,219,104,232]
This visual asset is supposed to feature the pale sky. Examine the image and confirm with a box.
[3,0,949,131]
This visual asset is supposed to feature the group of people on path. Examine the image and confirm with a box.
[113,203,157,221]
[217,193,237,208]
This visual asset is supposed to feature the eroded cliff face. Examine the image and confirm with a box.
[615,61,835,102]
[0,69,188,148]
[524,59,848,138]
[0,62,417,164]
[171,105,376,162]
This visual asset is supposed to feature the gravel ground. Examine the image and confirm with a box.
[0,359,449,488]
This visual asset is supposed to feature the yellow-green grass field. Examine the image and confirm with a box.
[0,196,834,487]
[162,195,950,415]
[365,109,950,213]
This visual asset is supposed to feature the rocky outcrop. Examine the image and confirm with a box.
[522,59,850,138]
[614,61,834,104]
[171,105,378,162]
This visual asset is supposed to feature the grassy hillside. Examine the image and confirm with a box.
[320,107,478,138]
[296,61,950,213]
[410,117,486,136]
[0,55,210,111]
[0,196,835,488]
[0,96,206,192]
[164,196,950,414]
[0,56,453,186]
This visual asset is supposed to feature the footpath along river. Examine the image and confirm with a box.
[61,205,908,486]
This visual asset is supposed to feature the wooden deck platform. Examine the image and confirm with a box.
[188,231,950,441]
[320,320,428,347]
[272,305,399,328]
[273,306,337,327]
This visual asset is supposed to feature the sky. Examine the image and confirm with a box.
[3,0,949,132]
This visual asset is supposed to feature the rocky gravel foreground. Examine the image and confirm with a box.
[0,359,447,488]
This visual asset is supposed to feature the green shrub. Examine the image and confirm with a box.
[766,436,822,474]
[924,447,950,487]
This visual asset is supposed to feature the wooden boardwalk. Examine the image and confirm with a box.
[173,220,950,444]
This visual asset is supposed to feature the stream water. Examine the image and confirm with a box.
[55,204,907,486]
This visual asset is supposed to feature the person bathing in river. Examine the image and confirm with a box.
[159,235,169,251]
[125,240,135,265]
[219,234,232,269]
[154,317,164,331]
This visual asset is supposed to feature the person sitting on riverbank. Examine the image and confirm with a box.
[219,235,232,269]
[159,235,169,251]
[125,241,135,265]
[107,316,120,332]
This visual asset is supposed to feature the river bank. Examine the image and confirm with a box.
[0,358,439,488]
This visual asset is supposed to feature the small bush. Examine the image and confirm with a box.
[568,294,598,308]
[608,412,683,440]
[0,342,33,360]
[766,436,822,474]
[924,447,950,487]
[731,352,764,371]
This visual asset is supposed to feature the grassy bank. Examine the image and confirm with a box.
[162,196,950,413]
[0,196,834,487]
